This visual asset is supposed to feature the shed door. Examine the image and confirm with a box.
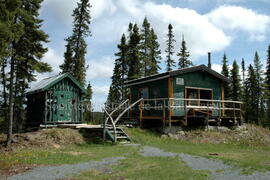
[53,91,73,122]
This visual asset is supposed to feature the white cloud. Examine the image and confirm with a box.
[86,56,114,80]
[212,64,222,73]
[93,86,110,96]
[206,6,270,41]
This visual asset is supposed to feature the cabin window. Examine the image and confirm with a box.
[186,87,212,106]
[139,87,149,99]
[153,88,160,98]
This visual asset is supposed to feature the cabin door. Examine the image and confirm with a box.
[53,91,73,122]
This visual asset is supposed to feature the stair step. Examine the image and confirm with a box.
[117,136,130,139]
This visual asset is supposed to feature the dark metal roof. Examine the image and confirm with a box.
[124,65,231,86]
[26,73,86,95]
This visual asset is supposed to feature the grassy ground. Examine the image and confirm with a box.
[126,126,270,173]
[1,124,270,179]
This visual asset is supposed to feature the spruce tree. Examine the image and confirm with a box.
[265,45,270,126]
[221,53,231,99]
[140,17,151,77]
[107,62,121,104]
[60,0,91,85]
[245,65,258,124]
[230,60,242,101]
[241,58,246,82]
[114,34,128,100]
[177,35,192,69]
[165,24,176,71]
[127,24,142,80]
[12,0,51,131]
[253,51,265,125]
[83,82,93,122]
[148,28,161,75]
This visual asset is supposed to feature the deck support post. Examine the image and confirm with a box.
[184,99,187,126]
[162,99,166,128]
[44,91,48,124]
[169,99,172,128]
[139,101,143,127]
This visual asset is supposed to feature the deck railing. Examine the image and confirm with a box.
[139,98,243,127]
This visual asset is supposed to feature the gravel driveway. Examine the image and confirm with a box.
[141,146,270,180]
[5,145,270,180]
[6,157,124,180]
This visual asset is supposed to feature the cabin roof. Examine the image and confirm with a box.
[124,65,231,87]
[26,73,86,95]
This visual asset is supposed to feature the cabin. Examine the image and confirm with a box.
[25,73,86,127]
[124,64,243,128]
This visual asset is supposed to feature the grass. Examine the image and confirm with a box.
[74,146,209,180]
[1,143,132,167]
[1,125,270,179]
[125,127,270,173]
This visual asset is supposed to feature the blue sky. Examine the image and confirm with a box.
[36,0,270,111]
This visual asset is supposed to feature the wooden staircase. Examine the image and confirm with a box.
[103,98,142,143]
[104,126,131,142]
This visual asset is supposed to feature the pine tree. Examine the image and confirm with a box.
[265,45,270,127]
[230,60,242,101]
[148,28,161,75]
[245,65,258,124]
[60,0,91,85]
[221,53,231,99]
[177,35,192,69]
[253,51,265,125]
[127,24,142,80]
[165,24,176,71]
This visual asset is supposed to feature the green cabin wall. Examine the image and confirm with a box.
[130,70,223,117]
[172,71,222,116]
[26,77,84,126]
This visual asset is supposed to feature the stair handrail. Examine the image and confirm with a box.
[104,99,129,128]
[103,108,117,142]
[114,98,143,125]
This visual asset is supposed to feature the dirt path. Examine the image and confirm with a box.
[6,157,124,180]
[140,146,270,180]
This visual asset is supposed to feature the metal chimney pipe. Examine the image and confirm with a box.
[208,52,211,69]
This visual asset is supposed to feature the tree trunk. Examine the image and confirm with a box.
[6,54,15,147]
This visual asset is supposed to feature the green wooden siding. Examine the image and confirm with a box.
[26,75,84,126]
[173,71,222,116]
[130,70,223,117]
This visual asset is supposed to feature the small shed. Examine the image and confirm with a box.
[124,64,242,127]
[26,73,86,127]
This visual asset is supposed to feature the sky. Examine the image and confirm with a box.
[36,0,270,111]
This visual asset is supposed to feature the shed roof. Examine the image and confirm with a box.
[26,73,86,95]
[124,65,231,87]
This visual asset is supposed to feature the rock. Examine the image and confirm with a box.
[218,126,231,132]
[168,133,178,139]
[207,126,218,131]
[235,124,247,131]
[161,134,168,138]
[176,130,185,136]
[162,126,183,134]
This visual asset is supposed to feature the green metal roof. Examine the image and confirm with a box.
[26,73,86,95]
